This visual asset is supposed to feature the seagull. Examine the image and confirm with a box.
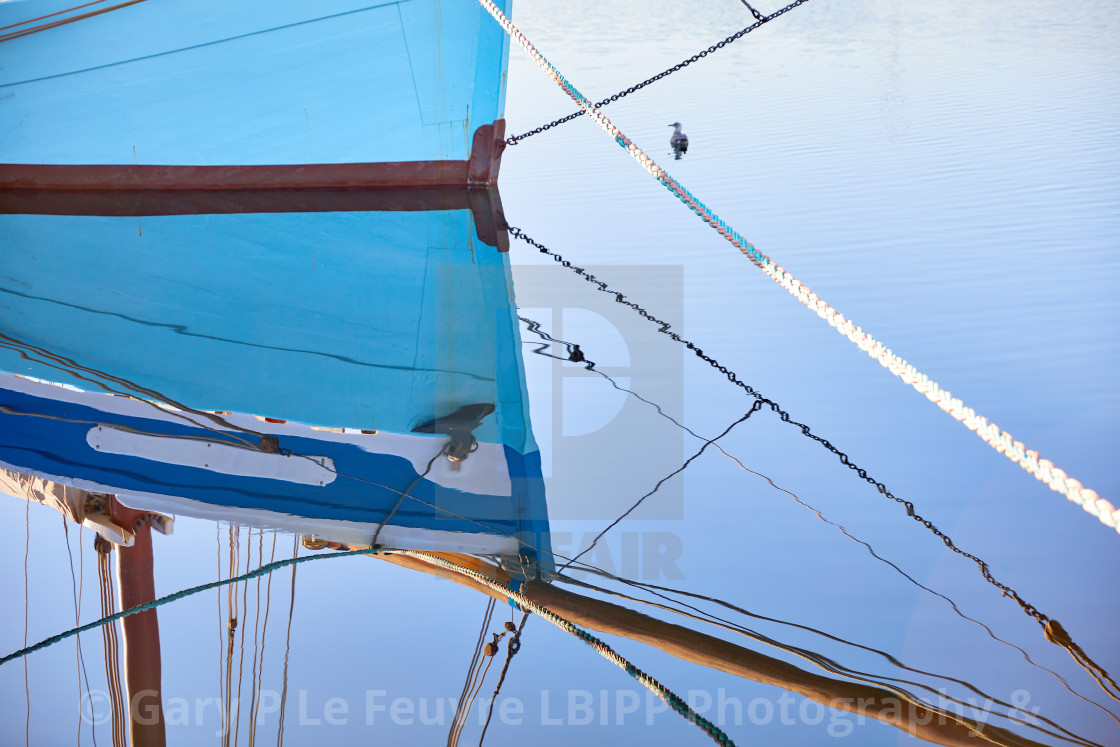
[668,122,688,153]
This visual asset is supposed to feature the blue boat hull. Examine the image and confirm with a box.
[0,193,551,563]
[0,0,511,185]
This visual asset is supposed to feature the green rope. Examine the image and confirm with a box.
[0,546,376,667]
[392,550,737,747]
[7,546,736,745]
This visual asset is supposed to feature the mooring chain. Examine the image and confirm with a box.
[507,226,1056,630]
[505,0,812,146]
[740,0,765,22]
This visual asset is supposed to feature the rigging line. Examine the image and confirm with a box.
[2,533,1066,747]
[490,0,1117,650]
[24,497,30,747]
[234,528,253,747]
[594,586,1075,747]
[276,535,299,747]
[390,550,738,747]
[517,312,1117,726]
[0,534,1022,747]
[721,458,1120,722]
[105,545,127,747]
[294,435,1054,721]
[450,600,497,747]
[517,300,1120,721]
[554,573,1104,747]
[505,0,811,145]
[372,447,447,550]
[478,612,530,746]
[457,641,500,746]
[216,524,225,722]
[0,333,272,449]
[62,518,98,747]
[1046,620,1120,701]
[109,403,1088,734]
[450,599,495,747]
[562,402,763,572]
[0,0,150,43]
[96,538,127,747]
[506,228,1112,678]
[740,0,765,22]
[487,0,1115,535]
[2,547,396,668]
[223,526,238,747]
[0,405,262,451]
[550,546,1118,729]
[0,0,115,32]
[0,350,263,453]
[250,532,279,743]
[0,348,259,452]
[246,530,265,747]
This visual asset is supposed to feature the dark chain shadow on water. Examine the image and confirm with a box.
[507,226,1120,705]
[517,313,1120,733]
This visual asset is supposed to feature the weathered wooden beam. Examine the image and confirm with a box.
[109,497,166,747]
[376,552,1045,747]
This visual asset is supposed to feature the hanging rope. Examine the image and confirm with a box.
[275,535,299,747]
[222,526,238,747]
[449,599,496,747]
[95,538,127,747]
[480,0,1116,535]
[62,519,97,747]
[23,498,31,747]
[478,612,529,745]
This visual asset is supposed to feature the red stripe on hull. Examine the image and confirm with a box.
[0,122,506,190]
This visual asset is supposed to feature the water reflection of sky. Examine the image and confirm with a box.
[3,0,1119,744]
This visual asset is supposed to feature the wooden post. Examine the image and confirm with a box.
[109,497,166,747]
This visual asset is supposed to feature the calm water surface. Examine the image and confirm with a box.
[2,0,1118,744]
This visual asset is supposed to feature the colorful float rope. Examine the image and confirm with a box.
[1,546,736,746]
[478,0,1117,535]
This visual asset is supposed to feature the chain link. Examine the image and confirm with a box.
[740,0,765,22]
[508,226,1051,629]
[505,0,813,146]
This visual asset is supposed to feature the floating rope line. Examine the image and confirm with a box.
[478,0,1115,536]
